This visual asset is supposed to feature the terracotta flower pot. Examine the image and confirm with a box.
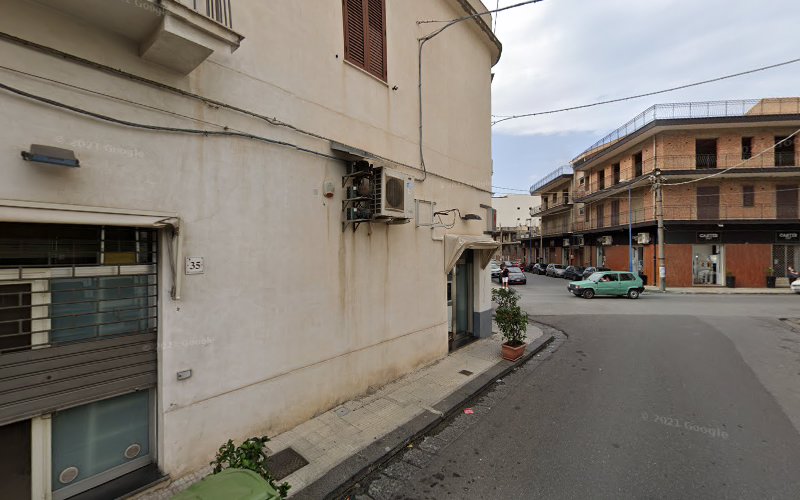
[501,342,526,361]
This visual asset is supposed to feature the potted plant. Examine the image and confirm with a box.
[766,268,776,288]
[491,287,529,361]
[725,271,735,288]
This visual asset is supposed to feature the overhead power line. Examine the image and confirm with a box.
[492,57,800,125]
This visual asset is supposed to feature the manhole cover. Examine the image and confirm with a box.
[459,370,474,376]
[269,447,309,480]
[334,406,351,417]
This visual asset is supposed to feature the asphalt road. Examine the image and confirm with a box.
[355,275,800,499]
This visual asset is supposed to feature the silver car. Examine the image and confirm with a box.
[546,264,567,277]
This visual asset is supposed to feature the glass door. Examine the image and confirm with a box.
[450,252,474,351]
[692,245,724,285]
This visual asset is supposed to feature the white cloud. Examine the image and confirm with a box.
[490,0,800,139]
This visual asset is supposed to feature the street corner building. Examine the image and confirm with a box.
[0,1,502,498]
[527,98,800,289]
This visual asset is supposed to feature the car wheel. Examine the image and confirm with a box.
[582,289,595,299]
[627,289,640,299]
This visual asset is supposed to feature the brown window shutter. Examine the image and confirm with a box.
[343,0,366,68]
[366,0,386,79]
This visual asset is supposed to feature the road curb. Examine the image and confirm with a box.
[292,329,556,500]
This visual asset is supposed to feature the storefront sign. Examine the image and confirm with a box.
[776,231,799,242]
[696,232,721,243]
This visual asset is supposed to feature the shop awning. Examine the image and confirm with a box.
[0,199,177,227]
[444,234,501,273]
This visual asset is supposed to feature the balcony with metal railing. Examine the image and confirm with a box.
[574,152,800,200]
[34,0,242,74]
[530,165,573,195]
[574,202,797,233]
[574,98,800,162]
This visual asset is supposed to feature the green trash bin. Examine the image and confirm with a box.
[171,469,279,500]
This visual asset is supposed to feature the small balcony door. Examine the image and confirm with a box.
[776,185,799,219]
[697,186,720,219]
[696,139,718,168]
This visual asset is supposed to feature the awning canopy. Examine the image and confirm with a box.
[0,199,177,228]
[444,234,501,273]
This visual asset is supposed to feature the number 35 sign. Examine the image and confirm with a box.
[185,257,205,275]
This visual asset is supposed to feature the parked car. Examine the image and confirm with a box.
[791,278,800,294]
[568,271,644,299]
[563,266,586,281]
[490,262,501,279]
[532,263,548,275]
[581,266,610,279]
[546,264,567,277]
[506,266,527,285]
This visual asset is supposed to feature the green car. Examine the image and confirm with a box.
[568,271,645,299]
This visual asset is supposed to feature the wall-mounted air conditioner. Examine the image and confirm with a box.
[563,238,570,247]
[576,235,585,247]
[371,166,414,219]
[599,235,613,246]
[636,232,651,244]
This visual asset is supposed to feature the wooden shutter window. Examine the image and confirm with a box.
[343,0,386,80]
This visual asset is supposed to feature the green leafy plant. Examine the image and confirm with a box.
[767,267,775,276]
[726,271,734,278]
[491,287,528,347]
[211,436,290,498]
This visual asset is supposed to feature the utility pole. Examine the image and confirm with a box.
[653,168,666,291]
[628,185,633,274]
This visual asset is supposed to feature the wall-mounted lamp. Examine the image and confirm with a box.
[21,145,80,168]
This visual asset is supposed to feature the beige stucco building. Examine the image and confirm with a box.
[0,1,501,497]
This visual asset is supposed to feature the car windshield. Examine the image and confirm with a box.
[555,265,566,269]
[508,267,522,273]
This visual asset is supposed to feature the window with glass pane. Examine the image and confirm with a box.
[50,275,154,343]
[52,391,150,493]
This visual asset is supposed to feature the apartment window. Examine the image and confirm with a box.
[343,0,387,80]
[741,137,752,160]
[613,163,621,184]
[597,170,605,190]
[595,204,605,228]
[775,136,795,166]
[696,139,718,168]
[633,152,643,177]
[742,185,755,207]
[562,190,569,204]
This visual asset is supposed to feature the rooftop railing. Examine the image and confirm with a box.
[530,165,573,194]
[574,98,800,161]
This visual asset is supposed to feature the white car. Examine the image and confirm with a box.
[791,279,800,294]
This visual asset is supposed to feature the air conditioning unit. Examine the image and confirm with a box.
[576,235,585,247]
[599,235,613,246]
[636,232,651,244]
[371,167,414,219]
[563,238,570,247]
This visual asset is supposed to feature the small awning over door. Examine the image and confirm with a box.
[444,234,501,273]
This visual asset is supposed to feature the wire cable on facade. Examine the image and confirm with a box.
[416,0,544,182]
[0,32,491,193]
[491,57,800,125]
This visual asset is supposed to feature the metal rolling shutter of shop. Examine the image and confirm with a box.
[0,333,156,426]
[0,202,173,426]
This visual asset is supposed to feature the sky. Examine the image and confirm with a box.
[489,0,800,195]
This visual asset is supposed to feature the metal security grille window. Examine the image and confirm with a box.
[343,0,387,80]
[0,224,157,355]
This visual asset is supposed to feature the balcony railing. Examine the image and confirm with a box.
[532,197,570,215]
[540,222,573,237]
[575,98,800,160]
[574,202,795,232]
[574,152,799,199]
[186,0,234,28]
[530,165,573,194]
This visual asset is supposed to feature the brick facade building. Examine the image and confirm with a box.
[530,98,800,288]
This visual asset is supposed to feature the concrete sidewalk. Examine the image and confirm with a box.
[645,286,794,295]
[140,322,552,499]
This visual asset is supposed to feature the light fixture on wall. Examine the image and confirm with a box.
[21,144,80,168]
